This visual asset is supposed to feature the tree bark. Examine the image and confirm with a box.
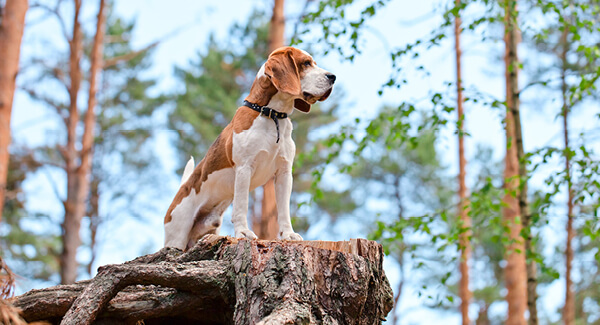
[454,1,471,324]
[256,0,286,240]
[268,0,285,54]
[255,179,279,239]
[12,236,393,325]
[0,0,28,224]
[504,1,538,323]
[60,0,106,285]
[560,24,575,325]
[80,0,106,279]
[503,1,527,324]
[60,0,84,285]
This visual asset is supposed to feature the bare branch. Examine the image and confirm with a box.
[39,166,65,204]
[29,1,69,41]
[103,21,194,68]
[19,85,68,117]
[103,42,158,69]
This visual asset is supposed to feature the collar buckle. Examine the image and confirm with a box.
[243,100,287,143]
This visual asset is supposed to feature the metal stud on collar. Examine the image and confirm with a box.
[243,100,288,143]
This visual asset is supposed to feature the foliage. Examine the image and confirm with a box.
[5,3,166,282]
[0,149,60,281]
[295,0,600,322]
[168,10,354,232]
[169,11,271,164]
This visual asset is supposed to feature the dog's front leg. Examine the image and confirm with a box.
[275,165,303,241]
[232,165,258,239]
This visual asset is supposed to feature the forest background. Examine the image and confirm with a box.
[0,0,599,324]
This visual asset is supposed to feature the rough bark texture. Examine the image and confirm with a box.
[503,1,528,324]
[454,2,471,324]
[0,0,28,224]
[560,25,575,325]
[12,236,393,325]
[256,0,286,240]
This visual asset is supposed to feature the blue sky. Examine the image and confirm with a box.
[8,0,600,323]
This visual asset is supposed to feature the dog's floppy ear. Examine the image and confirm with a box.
[294,99,311,113]
[264,50,302,97]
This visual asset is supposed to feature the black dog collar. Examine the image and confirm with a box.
[243,100,288,143]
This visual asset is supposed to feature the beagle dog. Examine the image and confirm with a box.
[164,47,335,250]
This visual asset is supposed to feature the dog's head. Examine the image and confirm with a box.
[252,47,335,113]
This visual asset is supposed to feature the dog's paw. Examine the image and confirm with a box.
[235,229,258,240]
[280,231,303,241]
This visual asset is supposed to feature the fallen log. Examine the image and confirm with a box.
[12,236,394,324]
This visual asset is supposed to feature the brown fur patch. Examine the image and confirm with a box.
[246,74,277,106]
[232,106,260,134]
[165,47,316,224]
[268,47,315,112]
[264,50,301,96]
[164,125,235,224]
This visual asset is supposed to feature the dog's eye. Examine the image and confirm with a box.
[303,61,312,67]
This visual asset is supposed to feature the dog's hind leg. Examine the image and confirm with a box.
[164,188,201,250]
[185,199,232,250]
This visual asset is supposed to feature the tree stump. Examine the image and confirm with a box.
[12,236,393,324]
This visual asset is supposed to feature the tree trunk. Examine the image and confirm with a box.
[87,178,100,276]
[60,0,106,285]
[12,236,394,325]
[504,1,538,323]
[268,0,285,53]
[560,24,575,325]
[475,303,490,325]
[60,0,84,285]
[0,0,28,224]
[454,1,471,324]
[256,0,286,240]
[503,1,527,324]
[79,0,106,279]
[255,179,279,239]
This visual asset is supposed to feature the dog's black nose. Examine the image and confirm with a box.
[326,73,336,84]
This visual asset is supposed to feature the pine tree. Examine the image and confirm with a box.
[0,0,28,224]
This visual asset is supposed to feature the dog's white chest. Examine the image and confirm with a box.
[232,115,294,189]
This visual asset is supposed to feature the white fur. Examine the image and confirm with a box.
[299,49,311,57]
[302,65,331,99]
[165,167,235,249]
[296,50,332,99]
[180,156,195,185]
[256,63,266,78]
[165,49,334,247]
[230,101,298,240]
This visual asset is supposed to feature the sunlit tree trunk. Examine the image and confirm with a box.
[87,178,100,276]
[255,0,285,240]
[60,0,106,284]
[81,0,106,278]
[454,1,471,323]
[560,25,575,325]
[0,0,28,224]
[391,175,405,325]
[503,1,538,322]
[503,1,527,324]
[60,0,84,285]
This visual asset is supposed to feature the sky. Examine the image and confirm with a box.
[7,0,600,323]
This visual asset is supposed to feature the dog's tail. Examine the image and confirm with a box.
[180,156,195,186]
